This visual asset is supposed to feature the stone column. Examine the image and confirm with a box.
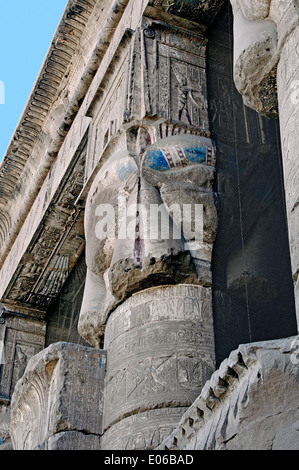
[274,0,299,325]
[78,20,218,449]
[230,0,299,327]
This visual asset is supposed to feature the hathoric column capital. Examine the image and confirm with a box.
[230,0,271,21]
[229,0,278,118]
[231,0,298,26]
[229,0,299,118]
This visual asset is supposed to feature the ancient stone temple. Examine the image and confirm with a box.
[0,0,298,451]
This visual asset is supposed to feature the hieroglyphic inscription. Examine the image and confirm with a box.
[105,284,213,345]
[152,26,208,132]
[104,285,215,430]
[157,41,208,130]
[11,343,106,450]
[123,23,209,133]
[107,322,214,371]
[4,145,86,310]
[85,35,132,182]
[0,316,46,400]
[101,407,187,450]
[85,69,128,181]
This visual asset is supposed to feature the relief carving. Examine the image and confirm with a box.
[0,315,46,401]
[78,22,217,350]
[4,145,86,310]
[124,23,209,132]
[11,343,106,450]
[79,130,217,347]
[77,18,218,448]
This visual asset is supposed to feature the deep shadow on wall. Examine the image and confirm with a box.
[207,2,297,366]
[45,253,89,348]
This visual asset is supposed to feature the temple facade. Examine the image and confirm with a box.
[0,0,298,450]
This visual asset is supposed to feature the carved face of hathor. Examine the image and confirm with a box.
[78,128,217,347]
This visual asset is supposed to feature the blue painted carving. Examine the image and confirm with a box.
[144,149,172,171]
[184,146,207,164]
[144,144,211,171]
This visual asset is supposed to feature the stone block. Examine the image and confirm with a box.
[10,342,106,450]
[158,336,299,450]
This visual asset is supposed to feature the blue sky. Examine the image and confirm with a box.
[0,0,67,160]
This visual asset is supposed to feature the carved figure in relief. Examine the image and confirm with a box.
[174,67,204,125]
